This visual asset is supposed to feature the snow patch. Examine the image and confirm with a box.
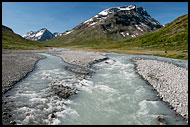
[131,35,136,38]
[63,30,72,35]
[99,10,109,16]
[84,18,93,24]
[117,5,136,11]
[89,22,97,26]
[35,31,44,37]
[135,25,143,32]
[120,32,125,37]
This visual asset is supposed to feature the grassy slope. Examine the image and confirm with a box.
[3,14,188,60]
[48,14,187,60]
[2,25,43,49]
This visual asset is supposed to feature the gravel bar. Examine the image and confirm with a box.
[54,50,108,68]
[2,53,46,94]
[133,58,188,121]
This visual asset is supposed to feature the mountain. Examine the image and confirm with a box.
[46,5,162,45]
[45,14,188,60]
[72,5,162,38]
[23,28,54,41]
[69,14,188,59]
[121,14,188,49]
[2,25,42,49]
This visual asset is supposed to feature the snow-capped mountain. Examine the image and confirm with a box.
[22,28,55,41]
[62,5,163,39]
[23,5,163,42]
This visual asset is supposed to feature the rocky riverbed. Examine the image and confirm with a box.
[2,53,46,94]
[2,49,109,125]
[133,58,188,122]
[2,49,188,125]
[54,50,108,68]
[51,50,108,79]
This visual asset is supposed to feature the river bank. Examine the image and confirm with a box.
[2,48,188,125]
[2,49,108,94]
[2,53,46,94]
[2,49,108,125]
[133,58,188,122]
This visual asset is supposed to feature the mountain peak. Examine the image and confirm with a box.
[116,5,136,11]
[70,5,163,40]
[40,28,47,31]
[23,28,54,41]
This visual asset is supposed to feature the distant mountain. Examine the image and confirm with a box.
[2,25,42,49]
[23,28,55,41]
[74,5,162,38]
[79,14,187,59]
[47,5,163,45]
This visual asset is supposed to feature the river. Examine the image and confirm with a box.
[2,51,188,125]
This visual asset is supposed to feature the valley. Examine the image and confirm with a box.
[2,48,188,125]
[2,3,188,125]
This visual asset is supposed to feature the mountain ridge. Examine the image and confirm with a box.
[46,5,163,45]
[22,28,57,41]
[62,14,188,59]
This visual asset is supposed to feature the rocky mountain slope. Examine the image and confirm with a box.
[47,5,163,45]
[64,14,187,60]
[72,5,162,38]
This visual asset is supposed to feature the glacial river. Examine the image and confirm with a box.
[2,51,188,125]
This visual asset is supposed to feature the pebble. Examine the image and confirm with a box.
[133,58,188,121]
[157,115,167,125]
[2,53,46,94]
[10,120,16,125]
[54,50,108,67]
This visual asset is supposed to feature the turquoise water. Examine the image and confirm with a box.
[2,52,187,125]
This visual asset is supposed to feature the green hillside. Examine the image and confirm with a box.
[45,14,187,59]
[2,25,43,49]
[2,14,188,60]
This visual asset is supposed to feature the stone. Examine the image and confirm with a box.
[50,113,56,118]
[3,112,8,115]
[10,120,16,125]
[157,115,167,125]
[134,58,188,121]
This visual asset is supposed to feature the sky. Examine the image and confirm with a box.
[2,2,188,36]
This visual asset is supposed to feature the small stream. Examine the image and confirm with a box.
[2,51,188,125]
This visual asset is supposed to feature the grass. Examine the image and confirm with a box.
[2,14,188,60]
[2,25,45,50]
[46,14,188,60]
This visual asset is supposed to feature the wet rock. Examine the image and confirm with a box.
[50,113,56,118]
[57,87,77,99]
[8,114,12,118]
[26,112,30,116]
[10,120,16,125]
[157,115,167,125]
[50,82,77,99]
[3,112,8,115]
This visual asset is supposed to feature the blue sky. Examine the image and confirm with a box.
[2,2,188,36]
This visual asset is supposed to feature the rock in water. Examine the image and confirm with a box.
[10,120,16,125]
